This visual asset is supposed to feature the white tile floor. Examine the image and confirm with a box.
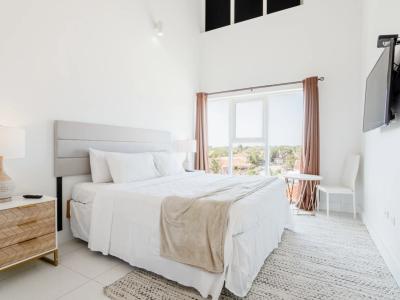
[0,239,133,300]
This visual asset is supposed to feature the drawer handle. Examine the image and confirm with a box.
[17,220,38,227]
[19,204,37,209]
[18,237,38,245]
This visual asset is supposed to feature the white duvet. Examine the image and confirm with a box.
[73,172,293,299]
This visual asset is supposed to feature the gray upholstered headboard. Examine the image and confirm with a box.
[54,120,172,231]
[54,120,172,177]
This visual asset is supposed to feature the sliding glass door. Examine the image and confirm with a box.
[208,90,303,177]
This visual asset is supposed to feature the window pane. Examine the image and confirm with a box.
[269,145,301,175]
[268,91,303,176]
[208,101,229,147]
[268,92,303,146]
[235,0,263,24]
[206,0,231,32]
[233,144,265,176]
[235,101,263,139]
[208,101,229,175]
[267,0,300,14]
[209,146,230,175]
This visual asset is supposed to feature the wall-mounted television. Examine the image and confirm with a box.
[363,39,398,132]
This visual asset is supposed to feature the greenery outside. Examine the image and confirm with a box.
[209,145,301,176]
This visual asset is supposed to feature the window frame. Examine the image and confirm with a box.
[208,88,303,176]
[229,98,269,175]
[232,98,266,142]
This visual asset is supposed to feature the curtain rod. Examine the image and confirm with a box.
[207,77,325,96]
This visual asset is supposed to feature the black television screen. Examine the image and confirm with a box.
[363,43,395,132]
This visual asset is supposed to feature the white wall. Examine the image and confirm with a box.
[361,0,400,284]
[200,0,363,212]
[0,0,200,241]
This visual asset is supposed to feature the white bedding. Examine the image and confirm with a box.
[70,172,293,299]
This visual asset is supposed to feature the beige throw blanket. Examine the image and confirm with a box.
[160,176,277,273]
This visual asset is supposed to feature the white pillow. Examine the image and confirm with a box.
[153,152,185,176]
[89,149,113,183]
[106,152,159,183]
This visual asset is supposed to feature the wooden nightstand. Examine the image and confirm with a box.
[0,196,58,271]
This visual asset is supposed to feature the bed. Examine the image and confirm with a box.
[54,121,293,299]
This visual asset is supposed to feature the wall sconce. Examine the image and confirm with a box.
[154,21,164,37]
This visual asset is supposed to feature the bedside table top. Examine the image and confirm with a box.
[0,196,56,210]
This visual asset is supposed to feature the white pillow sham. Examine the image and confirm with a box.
[89,148,113,183]
[106,152,159,183]
[153,152,185,176]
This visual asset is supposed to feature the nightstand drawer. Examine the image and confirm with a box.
[0,233,56,268]
[0,201,54,230]
[0,217,55,248]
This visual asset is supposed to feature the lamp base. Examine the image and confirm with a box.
[0,179,15,201]
[182,156,194,172]
[0,157,15,201]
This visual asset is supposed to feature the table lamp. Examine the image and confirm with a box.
[0,126,25,202]
[175,139,197,171]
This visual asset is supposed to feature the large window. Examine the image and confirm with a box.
[208,90,303,177]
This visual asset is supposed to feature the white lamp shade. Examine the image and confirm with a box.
[0,127,25,158]
[175,139,197,153]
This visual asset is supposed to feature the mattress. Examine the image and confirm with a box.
[70,201,91,242]
[71,181,122,241]
[70,172,293,299]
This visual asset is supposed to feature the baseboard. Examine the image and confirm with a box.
[362,213,400,286]
[57,226,74,244]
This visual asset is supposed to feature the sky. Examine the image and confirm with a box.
[208,91,304,147]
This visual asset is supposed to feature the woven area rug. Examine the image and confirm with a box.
[104,214,400,300]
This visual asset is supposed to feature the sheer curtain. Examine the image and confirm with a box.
[298,77,320,210]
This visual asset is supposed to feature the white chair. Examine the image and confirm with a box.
[316,154,360,218]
